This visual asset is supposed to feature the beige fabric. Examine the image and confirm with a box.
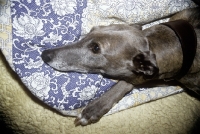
[0,52,200,134]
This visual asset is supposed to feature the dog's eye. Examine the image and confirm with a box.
[90,43,100,54]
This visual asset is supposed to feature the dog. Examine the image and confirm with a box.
[41,7,200,126]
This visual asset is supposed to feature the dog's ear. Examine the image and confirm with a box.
[133,51,159,79]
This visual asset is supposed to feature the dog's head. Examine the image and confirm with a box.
[41,24,158,79]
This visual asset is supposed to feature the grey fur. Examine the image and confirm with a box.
[41,8,200,126]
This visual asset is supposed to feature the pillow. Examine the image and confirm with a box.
[0,0,196,116]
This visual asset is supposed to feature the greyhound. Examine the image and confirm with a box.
[41,7,200,126]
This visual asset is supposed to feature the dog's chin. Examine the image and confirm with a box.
[45,63,126,78]
[45,64,88,73]
[88,69,105,74]
[54,68,89,74]
[56,68,89,73]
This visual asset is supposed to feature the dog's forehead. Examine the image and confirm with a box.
[88,27,144,45]
[89,24,143,38]
[81,24,147,52]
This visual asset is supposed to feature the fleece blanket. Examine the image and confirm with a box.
[0,0,197,116]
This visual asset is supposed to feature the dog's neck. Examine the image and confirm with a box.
[145,20,197,80]
[161,20,197,81]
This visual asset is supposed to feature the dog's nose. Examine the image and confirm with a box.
[41,50,53,63]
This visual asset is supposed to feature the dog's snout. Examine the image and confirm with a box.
[41,50,54,63]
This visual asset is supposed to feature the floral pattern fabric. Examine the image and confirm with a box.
[0,0,196,116]
[11,0,116,116]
